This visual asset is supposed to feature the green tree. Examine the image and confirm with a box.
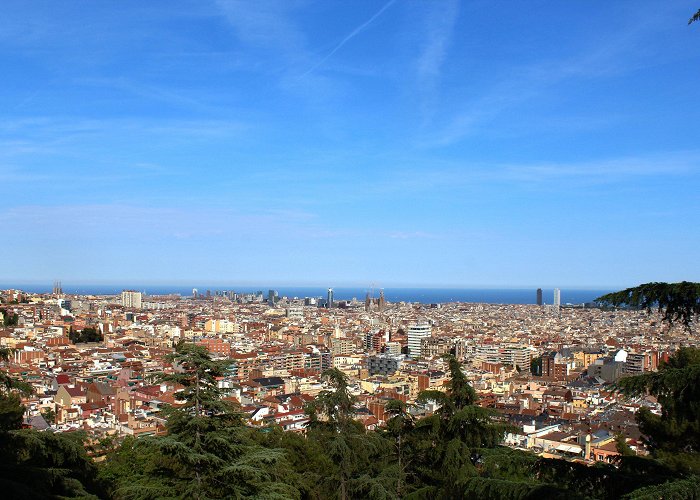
[618,347,700,467]
[596,281,700,329]
[384,399,414,498]
[615,433,636,457]
[101,342,297,499]
[409,356,514,498]
[1,310,18,327]
[690,9,700,25]
[306,367,357,428]
[69,327,103,344]
[40,406,56,425]
[305,368,390,500]
[0,348,100,498]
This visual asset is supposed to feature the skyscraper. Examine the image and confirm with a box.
[536,288,543,306]
[407,321,432,359]
[121,290,142,310]
[327,288,334,308]
[553,288,561,308]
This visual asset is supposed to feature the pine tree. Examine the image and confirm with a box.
[102,342,298,499]
[0,348,100,498]
[409,355,514,498]
[618,347,700,468]
[304,368,395,499]
[596,282,700,330]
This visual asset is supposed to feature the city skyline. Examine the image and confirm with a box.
[2,1,699,287]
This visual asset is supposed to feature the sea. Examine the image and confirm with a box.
[1,284,613,305]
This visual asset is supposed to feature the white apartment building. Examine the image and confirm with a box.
[121,290,142,310]
[407,322,432,359]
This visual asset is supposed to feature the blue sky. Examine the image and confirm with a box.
[1,1,699,288]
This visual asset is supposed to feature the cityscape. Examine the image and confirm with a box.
[1,284,695,459]
[2,1,700,498]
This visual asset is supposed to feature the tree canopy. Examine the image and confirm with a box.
[596,282,700,329]
[690,8,700,25]
[0,348,101,497]
[100,342,295,499]
[3,335,700,499]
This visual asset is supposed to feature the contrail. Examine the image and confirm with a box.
[302,0,397,77]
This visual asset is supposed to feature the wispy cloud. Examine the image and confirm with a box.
[73,77,222,114]
[302,0,397,77]
[214,0,310,70]
[492,151,700,184]
[213,0,344,113]
[323,150,700,201]
[388,230,438,240]
[0,204,322,240]
[420,13,669,147]
[415,0,459,122]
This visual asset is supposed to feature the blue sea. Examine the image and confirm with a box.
[1,284,613,305]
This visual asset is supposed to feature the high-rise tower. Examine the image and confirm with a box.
[536,288,543,306]
[327,288,334,308]
[407,321,432,359]
[553,288,561,309]
[268,289,278,307]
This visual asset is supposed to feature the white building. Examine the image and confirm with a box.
[553,288,561,308]
[121,290,142,310]
[407,322,432,359]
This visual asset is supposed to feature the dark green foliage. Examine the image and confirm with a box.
[1,309,18,326]
[0,393,25,432]
[101,342,297,500]
[0,347,32,431]
[0,429,101,499]
[622,477,700,499]
[69,327,103,344]
[615,433,636,457]
[303,368,394,499]
[596,281,700,329]
[93,343,700,499]
[41,406,56,425]
[158,341,234,416]
[0,349,100,498]
[459,477,571,500]
[306,367,357,428]
[407,356,515,497]
[690,9,700,25]
[530,356,542,376]
[102,413,297,499]
[618,347,700,455]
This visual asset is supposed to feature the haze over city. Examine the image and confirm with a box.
[2,1,699,288]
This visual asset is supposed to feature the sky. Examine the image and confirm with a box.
[1,1,699,289]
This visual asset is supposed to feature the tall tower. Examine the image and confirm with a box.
[378,289,386,312]
[407,321,432,359]
[536,288,543,306]
[327,288,334,309]
[553,288,561,309]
